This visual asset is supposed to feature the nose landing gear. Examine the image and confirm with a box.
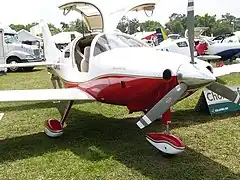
[146,109,185,155]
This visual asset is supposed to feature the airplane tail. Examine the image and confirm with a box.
[39,20,61,64]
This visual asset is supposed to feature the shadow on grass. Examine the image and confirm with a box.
[0,103,239,179]
[7,68,43,74]
[1,101,240,129]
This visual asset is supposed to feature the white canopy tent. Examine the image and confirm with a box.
[52,31,82,44]
[0,23,16,34]
[17,29,42,42]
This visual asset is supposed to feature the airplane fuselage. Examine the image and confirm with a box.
[49,40,213,112]
[206,43,240,60]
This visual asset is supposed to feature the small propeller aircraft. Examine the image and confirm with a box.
[155,33,222,62]
[0,0,240,155]
[156,27,240,62]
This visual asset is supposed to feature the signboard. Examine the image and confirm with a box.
[195,86,240,115]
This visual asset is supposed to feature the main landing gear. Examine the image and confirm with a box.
[44,100,74,137]
[45,73,73,137]
[146,109,185,155]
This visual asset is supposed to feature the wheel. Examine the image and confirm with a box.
[7,57,21,72]
[44,119,64,138]
[146,133,185,155]
[23,67,34,72]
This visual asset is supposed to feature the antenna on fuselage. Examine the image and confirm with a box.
[187,0,196,64]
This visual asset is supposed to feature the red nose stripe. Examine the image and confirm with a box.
[146,133,185,149]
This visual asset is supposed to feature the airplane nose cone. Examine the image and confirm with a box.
[177,63,216,89]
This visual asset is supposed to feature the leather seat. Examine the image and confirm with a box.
[81,46,91,72]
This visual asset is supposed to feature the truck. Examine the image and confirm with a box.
[0,23,44,72]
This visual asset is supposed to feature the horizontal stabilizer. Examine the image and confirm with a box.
[197,55,221,61]
[0,88,95,102]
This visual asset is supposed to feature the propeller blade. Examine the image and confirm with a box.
[187,0,195,64]
[206,82,240,104]
[216,77,227,85]
[136,83,188,129]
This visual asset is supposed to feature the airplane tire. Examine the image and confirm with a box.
[44,119,64,138]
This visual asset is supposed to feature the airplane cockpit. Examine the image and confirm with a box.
[92,33,148,56]
[73,33,98,72]
[72,32,149,72]
[59,0,159,73]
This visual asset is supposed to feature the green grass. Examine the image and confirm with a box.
[0,68,239,180]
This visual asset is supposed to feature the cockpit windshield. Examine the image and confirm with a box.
[93,33,148,56]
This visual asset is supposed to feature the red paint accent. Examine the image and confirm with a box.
[61,74,180,112]
[77,75,178,112]
[162,109,171,125]
[146,133,185,148]
[64,82,79,88]
[216,62,224,67]
[144,33,157,40]
[196,42,208,55]
[45,119,63,132]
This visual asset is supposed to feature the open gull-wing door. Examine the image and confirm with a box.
[59,0,160,32]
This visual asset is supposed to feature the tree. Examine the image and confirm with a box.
[10,22,41,32]
[25,22,38,31]
[48,23,61,35]
[195,14,217,35]
[117,16,140,34]
[128,18,140,34]
[221,13,236,24]
[68,19,88,33]
[220,13,240,32]
[9,24,27,32]
[140,20,163,32]
[212,20,232,36]
[117,16,129,33]
[60,22,70,32]
[165,13,187,36]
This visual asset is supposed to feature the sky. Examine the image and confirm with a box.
[0,0,239,28]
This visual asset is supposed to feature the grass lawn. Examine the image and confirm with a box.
[0,67,239,180]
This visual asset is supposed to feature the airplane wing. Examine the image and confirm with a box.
[0,62,57,68]
[0,88,95,102]
[197,55,221,61]
[213,63,240,77]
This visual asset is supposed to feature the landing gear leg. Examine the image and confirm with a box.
[146,109,185,155]
[44,100,75,138]
[51,74,63,103]
[51,74,63,89]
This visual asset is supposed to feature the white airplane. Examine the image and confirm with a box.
[0,0,240,155]
[155,37,222,62]
[157,28,240,62]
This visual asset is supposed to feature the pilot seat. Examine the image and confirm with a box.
[81,46,91,72]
